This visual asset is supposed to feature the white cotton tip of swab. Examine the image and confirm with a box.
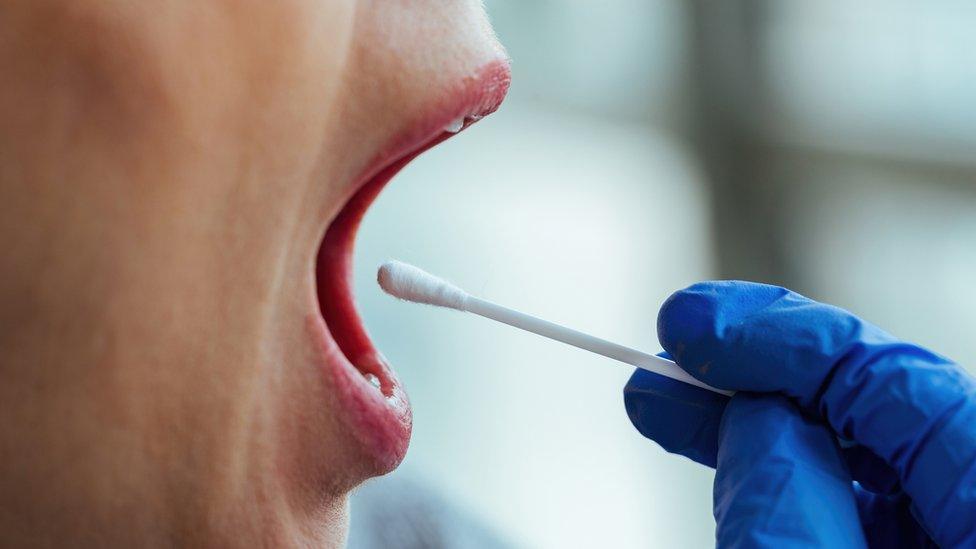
[377,260,469,311]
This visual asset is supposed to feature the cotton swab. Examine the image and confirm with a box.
[377,260,732,396]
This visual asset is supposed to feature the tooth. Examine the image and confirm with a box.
[364,373,382,390]
[444,117,465,134]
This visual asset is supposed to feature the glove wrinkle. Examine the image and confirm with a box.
[714,395,866,549]
[854,486,936,548]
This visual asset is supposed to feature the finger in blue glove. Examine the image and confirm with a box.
[625,281,976,547]
[714,393,866,548]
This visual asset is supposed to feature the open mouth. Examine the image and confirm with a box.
[309,61,511,473]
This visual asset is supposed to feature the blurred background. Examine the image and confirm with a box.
[348,1,976,548]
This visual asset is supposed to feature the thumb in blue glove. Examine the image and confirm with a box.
[625,282,976,547]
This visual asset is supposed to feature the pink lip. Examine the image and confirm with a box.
[310,60,511,474]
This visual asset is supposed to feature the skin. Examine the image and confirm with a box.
[0,1,507,546]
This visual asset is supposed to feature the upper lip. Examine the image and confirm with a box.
[311,59,511,474]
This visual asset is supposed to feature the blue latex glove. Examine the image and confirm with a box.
[624,281,976,548]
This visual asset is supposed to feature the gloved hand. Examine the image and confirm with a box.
[624,281,976,548]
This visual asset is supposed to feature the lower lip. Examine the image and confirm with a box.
[310,60,511,474]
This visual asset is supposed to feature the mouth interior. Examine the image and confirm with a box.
[313,131,454,396]
[315,158,410,397]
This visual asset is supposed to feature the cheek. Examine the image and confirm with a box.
[14,2,358,178]
[243,3,356,123]
[204,2,357,175]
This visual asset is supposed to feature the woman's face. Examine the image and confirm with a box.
[0,1,508,546]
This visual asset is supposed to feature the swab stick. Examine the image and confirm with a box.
[377,260,731,396]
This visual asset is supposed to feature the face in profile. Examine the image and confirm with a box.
[0,1,509,546]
